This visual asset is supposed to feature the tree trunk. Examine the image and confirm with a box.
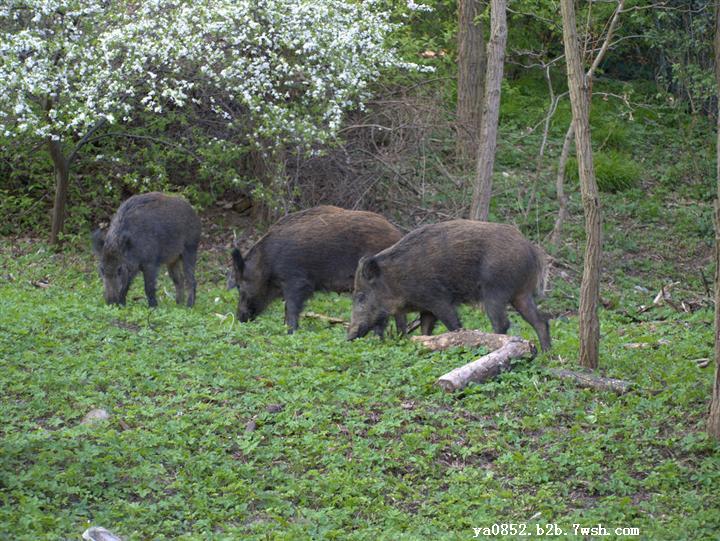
[708,2,720,440]
[48,139,70,245]
[550,124,575,248]
[456,0,486,163]
[550,0,624,248]
[560,0,602,370]
[469,0,506,221]
[710,199,720,438]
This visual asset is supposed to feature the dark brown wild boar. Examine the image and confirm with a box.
[347,220,551,351]
[230,205,405,333]
[92,192,201,307]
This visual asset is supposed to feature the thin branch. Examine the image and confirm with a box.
[67,118,108,164]
[506,6,557,25]
[78,132,202,162]
[337,123,398,134]
[588,1,628,79]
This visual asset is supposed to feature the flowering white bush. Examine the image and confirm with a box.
[0,0,414,149]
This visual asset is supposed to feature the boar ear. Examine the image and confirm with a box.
[231,248,244,279]
[91,229,105,255]
[360,256,381,282]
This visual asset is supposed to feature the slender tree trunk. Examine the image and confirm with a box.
[48,139,70,245]
[561,0,602,370]
[550,125,575,247]
[708,2,720,439]
[456,0,486,163]
[711,188,720,438]
[551,0,624,248]
[469,0,506,221]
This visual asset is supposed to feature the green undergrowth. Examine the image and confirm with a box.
[1,241,719,540]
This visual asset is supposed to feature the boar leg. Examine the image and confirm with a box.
[394,313,407,336]
[375,313,406,337]
[511,293,551,352]
[282,281,314,333]
[420,312,437,335]
[372,315,389,338]
[182,245,198,307]
[167,260,185,305]
[142,266,159,307]
[484,297,511,335]
[427,304,461,334]
[118,269,138,306]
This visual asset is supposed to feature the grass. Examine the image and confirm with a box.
[2,71,720,540]
[1,239,719,540]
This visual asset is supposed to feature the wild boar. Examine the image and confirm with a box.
[91,192,201,307]
[230,205,405,333]
[347,219,551,351]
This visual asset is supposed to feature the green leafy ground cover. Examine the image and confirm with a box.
[2,72,720,540]
[1,237,719,540]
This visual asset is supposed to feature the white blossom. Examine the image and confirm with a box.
[406,1,433,12]
[0,0,417,149]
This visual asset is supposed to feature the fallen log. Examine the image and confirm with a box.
[303,312,347,326]
[82,527,123,541]
[436,338,536,392]
[414,330,634,394]
[412,329,522,352]
[412,331,537,392]
[545,368,632,394]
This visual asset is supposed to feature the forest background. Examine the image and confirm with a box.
[1,0,720,539]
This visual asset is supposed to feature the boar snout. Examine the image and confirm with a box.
[346,328,361,341]
[237,309,255,323]
[347,320,374,341]
[104,289,128,306]
[237,301,259,323]
[103,286,122,306]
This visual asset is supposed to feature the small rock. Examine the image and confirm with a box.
[245,420,257,432]
[266,404,284,414]
[634,285,650,293]
[81,409,110,425]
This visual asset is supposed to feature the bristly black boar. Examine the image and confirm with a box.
[230,205,405,333]
[347,220,551,351]
[92,192,201,307]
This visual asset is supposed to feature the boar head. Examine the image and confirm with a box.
[92,229,136,305]
[347,256,393,340]
[231,248,276,322]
